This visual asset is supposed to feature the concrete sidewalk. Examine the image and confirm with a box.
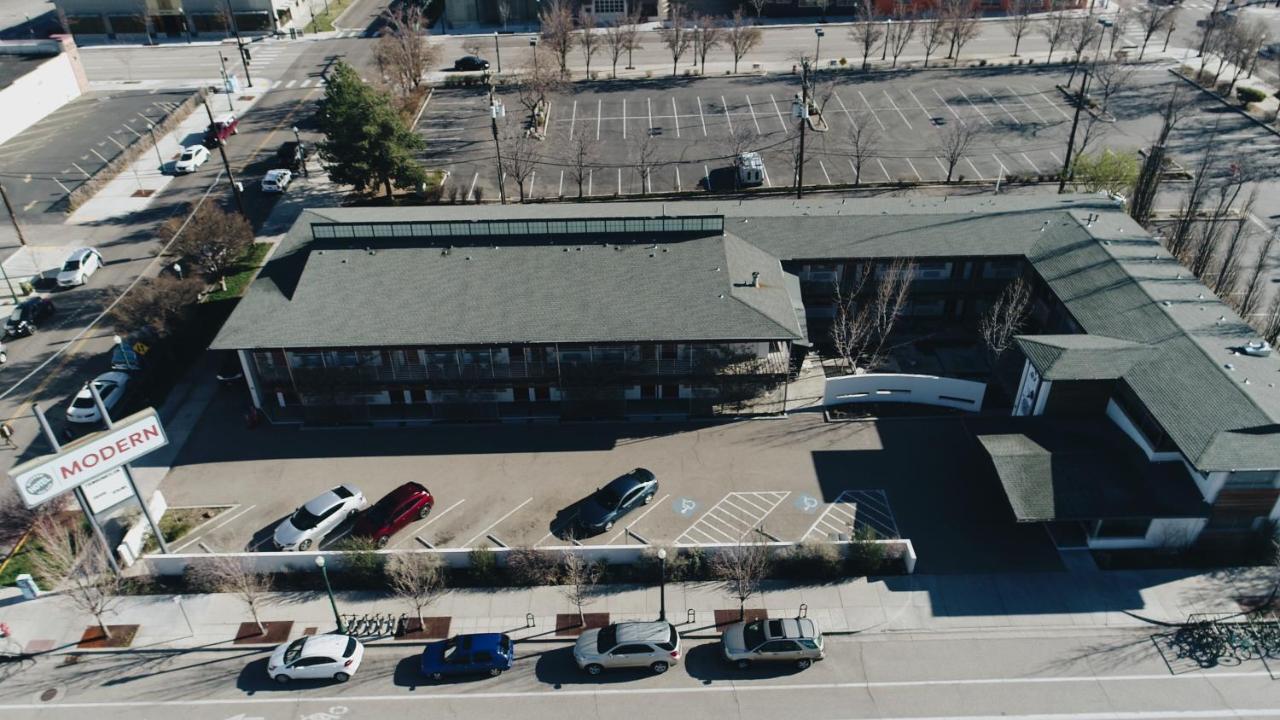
[0,566,1270,654]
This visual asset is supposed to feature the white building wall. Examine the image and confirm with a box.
[824,373,986,412]
[1087,517,1208,550]
[0,51,83,145]
[1105,399,1183,462]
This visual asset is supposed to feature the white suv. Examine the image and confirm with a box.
[573,621,681,675]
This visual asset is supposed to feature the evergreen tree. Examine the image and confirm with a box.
[316,61,426,198]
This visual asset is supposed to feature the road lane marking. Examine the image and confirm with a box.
[461,497,533,549]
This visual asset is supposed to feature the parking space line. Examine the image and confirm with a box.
[769,94,789,134]
[965,157,986,182]
[528,170,537,199]
[934,156,948,175]
[856,90,886,130]
[588,168,593,196]
[674,165,681,191]
[703,163,710,190]
[617,167,621,194]
[1020,152,1041,174]
[391,499,467,548]
[883,90,912,130]
[904,158,922,181]
[723,494,768,516]
[744,95,762,134]
[1033,87,1073,120]
[802,490,899,542]
[558,170,564,197]
[568,99,577,141]
[647,96,654,132]
[173,503,257,552]
[991,154,1010,178]
[1006,85,1047,123]
[671,97,681,138]
[983,88,1020,125]
[930,88,965,125]
[834,91,857,129]
[89,148,108,163]
[721,95,735,135]
[543,101,554,137]
[906,88,934,125]
[695,96,707,135]
[621,98,626,139]
[956,88,993,127]
[596,98,602,140]
[606,493,672,543]
[760,158,772,187]
[876,158,891,181]
[466,171,479,201]
[71,162,91,179]
[818,159,832,184]
[460,497,533,549]
[1048,150,1063,165]
[676,491,790,545]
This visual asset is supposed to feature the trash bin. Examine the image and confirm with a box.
[15,573,40,600]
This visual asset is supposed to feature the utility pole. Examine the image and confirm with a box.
[489,83,507,204]
[203,97,247,217]
[1058,67,1090,194]
[794,60,810,199]
[217,52,235,111]
[224,0,253,87]
[0,183,28,246]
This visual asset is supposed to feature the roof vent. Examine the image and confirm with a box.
[367,248,376,256]
[1218,316,1226,322]
[1242,341,1273,357]
[1225,363,1235,371]
[1198,293,1205,300]
[750,271,760,287]
[1161,301,1171,307]
[718,294,725,299]
[441,248,450,256]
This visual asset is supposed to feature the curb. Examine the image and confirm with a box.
[1169,68,1280,140]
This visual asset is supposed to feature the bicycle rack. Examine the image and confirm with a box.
[798,603,808,619]
[526,613,536,628]
[687,608,697,625]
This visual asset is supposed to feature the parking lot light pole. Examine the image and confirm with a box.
[494,32,502,73]
[882,20,891,61]
[490,83,507,204]
[316,555,344,633]
[146,123,164,171]
[657,548,668,622]
[814,28,823,66]
[530,36,538,75]
[217,53,235,111]
[292,125,309,177]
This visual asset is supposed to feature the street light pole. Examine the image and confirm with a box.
[292,125,308,177]
[814,28,824,66]
[146,123,164,171]
[657,548,668,621]
[224,0,253,87]
[882,20,891,61]
[217,52,235,111]
[794,60,810,199]
[203,97,247,217]
[315,555,344,633]
[0,183,29,246]
[494,32,502,74]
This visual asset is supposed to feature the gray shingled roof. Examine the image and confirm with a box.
[971,419,1209,522]
[212,231,804,349]
[1015,335,1154,380]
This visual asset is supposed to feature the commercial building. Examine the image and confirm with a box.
[0,36,88,146]
[215,196,1280,549]
[54,0,308,42]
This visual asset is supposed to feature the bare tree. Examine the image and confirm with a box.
[373,3,439,98]
[567,129,598,199]
[941,0,980,66]
[1130,87,1185,225]
[603,17,634,78]
[1225,21,1267,93]
[846,115,881,186]
[188,553,273,635]
[622,8,644,70]
[1239,228,1278,318]
[1040,4,1071,63]
[979,276,1032,367]
[579,11,600,77]
[0,488,45,545]
[1065,13,1103,85]
[162,201,252,286]
[661,4,694,76]
[386,552,445,628]
[850,0,884,71]
[1090,61,1135,115]
[830,258,917,373]
[1107,6,1133,57]
[934,121,977,183]
[725,10,762,74]
[1263,292,1280,345]
[920,17,948,68]
[748,0,767,22]
[885,1,918,68]
[497,0,510,32]
[692,13,724,75]
[110,276,204,338]
[1136,4,1177,61]
[539,0,576,74]
[1212,187,1257,299]
[500,131,539,202]
[631,132,660,195]
[1005,0,1034,57]
[560,550,600,627]
[1187,164,1250,279]
[514,45,566,123]
[1167,134,1220,260]
[710,540,771,620]
[31,517,120,639]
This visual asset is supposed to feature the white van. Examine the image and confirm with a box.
[735,152,764,187]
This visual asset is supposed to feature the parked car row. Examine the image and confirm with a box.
[273,482,434,551]
[265,617,824,685]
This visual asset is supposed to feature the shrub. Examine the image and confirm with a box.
[1237,86,1266,104]
[506,547,559,586]
[839,57,848,66]
[468,547,499,585]
[335,536,385,588]
[473,187,484,203]
[978,59,987,67]
[844,527,888,576]
[774,541,843,581]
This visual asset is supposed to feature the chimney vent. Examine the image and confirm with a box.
[750,271,760,287]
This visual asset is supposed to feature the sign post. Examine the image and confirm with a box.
[88,382,169,554]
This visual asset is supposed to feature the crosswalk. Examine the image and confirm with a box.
[264,77,328,89]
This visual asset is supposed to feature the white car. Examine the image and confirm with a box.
[66,371,131,424]
[262,169,293,193]
[268,634,364,684]
[56,248,103,288]
[173,145,210,173]
[273,485,366,551]
[573,621,681,675]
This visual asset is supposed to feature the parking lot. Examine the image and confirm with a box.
[158,391,1060,573]
[0,88,191,220]
[420,68,1122,200]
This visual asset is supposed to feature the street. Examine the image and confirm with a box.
[1,629,1278,719]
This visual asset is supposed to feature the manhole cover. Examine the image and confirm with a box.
[40,689,58,702]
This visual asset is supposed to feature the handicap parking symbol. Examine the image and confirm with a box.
[794,494,820,514]
[673,497,698,517]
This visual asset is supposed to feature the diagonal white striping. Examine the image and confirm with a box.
[676,491,790,544]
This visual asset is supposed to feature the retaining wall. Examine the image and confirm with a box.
[824,373,987,412]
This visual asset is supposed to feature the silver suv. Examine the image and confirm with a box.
[721,617,824,669]
[573,621,681,675]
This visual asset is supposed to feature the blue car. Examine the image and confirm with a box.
[420,633,514,680]
[576,468,659,534]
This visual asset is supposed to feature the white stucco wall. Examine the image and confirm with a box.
[1105,399,1183,463]
[1086,517,1208,550]
[824,373,986,412]
[0,51,82,145]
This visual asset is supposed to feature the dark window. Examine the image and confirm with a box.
[1094,518,1151,539]
[597,625,618,653]
[533,386,552,402]
[473,651,493,662]
[343,637,358,657]
[1113,384,1179,453]
[612,644,653,655]
[661,385,679,399]
[660,344,679,360]
[743,621,766,649]
[759,640,801,653]
[512,386,530,403]
[640,385,657,399]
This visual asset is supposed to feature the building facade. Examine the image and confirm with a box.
[54,0,307,43]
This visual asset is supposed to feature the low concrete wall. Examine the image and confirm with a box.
[65,88,203,211]
[0,38,84,146]
[824,373,986,412]
[145,538,917,575]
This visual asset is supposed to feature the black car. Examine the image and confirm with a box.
[4,297,55,338]
[216,351,245,385]
[576,468,658,534]
[454,55,490,71]
[276,140,305,171]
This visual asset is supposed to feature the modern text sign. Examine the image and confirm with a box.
[9,408,168,509]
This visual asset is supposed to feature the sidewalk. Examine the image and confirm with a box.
[1,566,1270,654]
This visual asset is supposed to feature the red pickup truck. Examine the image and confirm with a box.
[204,112,239,147]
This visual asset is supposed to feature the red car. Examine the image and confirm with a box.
[352,482,434,547]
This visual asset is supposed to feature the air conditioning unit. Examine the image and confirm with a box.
[1242,340,1273,358]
